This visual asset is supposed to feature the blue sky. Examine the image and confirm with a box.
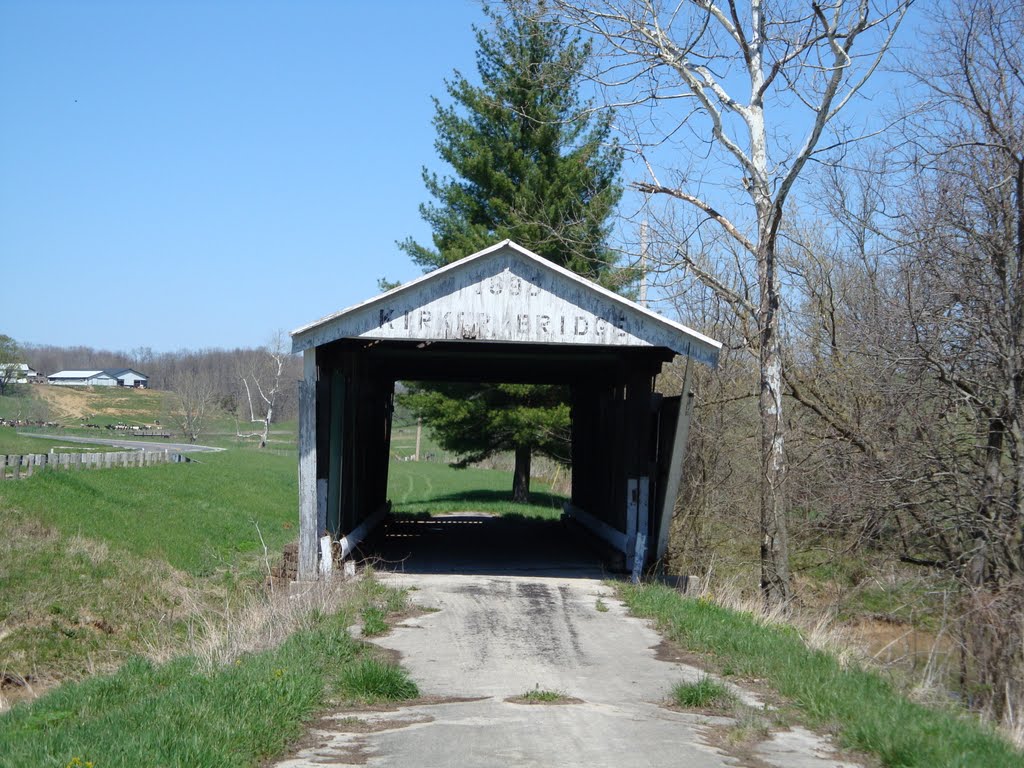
[1,0,484,352]
[2,1,926,355]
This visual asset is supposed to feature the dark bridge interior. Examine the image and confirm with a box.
[314,337,678,551]
[367,513,608,578]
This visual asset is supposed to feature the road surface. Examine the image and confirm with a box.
[17,432,223,453]
[274,515,863,768]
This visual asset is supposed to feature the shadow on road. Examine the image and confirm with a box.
[364,513,609,579]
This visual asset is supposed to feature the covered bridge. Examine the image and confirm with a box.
[290,240,720,580]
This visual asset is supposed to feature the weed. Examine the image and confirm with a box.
[361,606,388,637]
[337,658,419,703]
[672,675,734,709]
[511,684,572,704]
[724,705,773,747]
[595,598,609,613]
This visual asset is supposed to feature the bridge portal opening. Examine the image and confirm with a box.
[291,242,720,581]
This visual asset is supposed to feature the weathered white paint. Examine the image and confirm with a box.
[316,478,327,537]
[655,356,695,564]
[338,503,389,560]
[319,535,334,577]
[291,241,720,366]
[564,503,629,554]
[297,349,318,581]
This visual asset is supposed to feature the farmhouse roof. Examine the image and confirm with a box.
[291,240,721,366]
[48,370,106,379]
[103,368,147,378]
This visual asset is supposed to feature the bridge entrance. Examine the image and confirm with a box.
[290,241,720,580]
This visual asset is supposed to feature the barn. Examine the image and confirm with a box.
[290,240,721,580]
[48,368,149,387]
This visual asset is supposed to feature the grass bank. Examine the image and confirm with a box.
[0,578,417,767]
[621,583,1022,768]
[0,447,300,691]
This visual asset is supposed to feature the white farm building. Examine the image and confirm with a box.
[0,363,40,384]
[47,368,149,388]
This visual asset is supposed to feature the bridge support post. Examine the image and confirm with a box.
[297,348,319,581]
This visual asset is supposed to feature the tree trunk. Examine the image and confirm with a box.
[512,445,532,504]
[757,234,792,610]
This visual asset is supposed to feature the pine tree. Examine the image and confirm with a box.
[400,1,623,502]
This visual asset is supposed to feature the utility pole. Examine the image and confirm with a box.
[639,219,649,308]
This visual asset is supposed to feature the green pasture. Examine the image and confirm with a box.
[387,458,565,519]
[0,448,298,578]
[0,430,109,455]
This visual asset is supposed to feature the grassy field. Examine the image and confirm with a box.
[0,429,110,455]
[0,449,298,577]
[0,435,420,767]
[0,447,302,693]
[388,458,565,519]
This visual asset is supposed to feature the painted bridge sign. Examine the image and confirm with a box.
[291,240,719,367]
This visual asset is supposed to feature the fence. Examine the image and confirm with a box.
[0,450,189,480]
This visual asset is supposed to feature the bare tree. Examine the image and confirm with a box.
[552,0,911,607]
[774,0,1023,718]
[171,366,218,443]
[237,332,289,449]
[894,0,1024,719]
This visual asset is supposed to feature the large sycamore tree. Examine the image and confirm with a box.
[553,0,910,606]
[400,0,623,502]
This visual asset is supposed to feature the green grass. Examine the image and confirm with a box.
[0,589,418,767]
[0,390,48,421]
[337,658,419,703]
[0,430,109,455]
[0,448,298,577]
[360,605,388,637]
[595,598,609,612]
[0,507,195,685]
[513,686,570,704]
[388,459,565,519]
[620,584,1023,768]
[389,423,450,462]
[0,446,301,686]
[672,675,734,709]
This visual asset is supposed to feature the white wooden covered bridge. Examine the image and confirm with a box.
[290,240,720,580]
